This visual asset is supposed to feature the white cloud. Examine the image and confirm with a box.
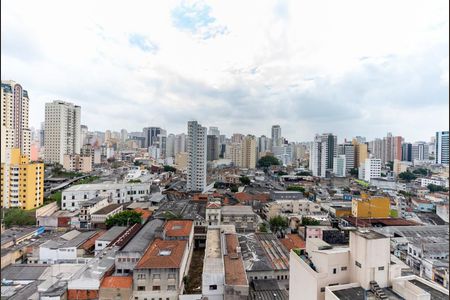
[1,0,448,142]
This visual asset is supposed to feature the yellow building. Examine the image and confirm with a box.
[1,148,44,210]
[351,193,390,218]
[352,140,368,168]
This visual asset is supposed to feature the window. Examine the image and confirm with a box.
[138,274,146,280]
[320,287,325,292]
[137,286,145,291]
[152,286,160,291]
[167,285,176,291]
[378,266,384,271]
[209,285,218,290]
[341,267,347,271]
[332,268,337,274]
[355,261,362,268]
[153,274,160,279]
[168,273,175,279]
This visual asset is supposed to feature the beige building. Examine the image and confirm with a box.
[44,100,81,164]
[1,80,31,163]
[241,135,257,169]
[353,140,368,168]
[393,159,412,176]
[228,142,243,167]
[175,152,188,170]
[63,154,92,173]
[263,199,321,220]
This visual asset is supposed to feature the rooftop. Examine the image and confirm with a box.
[1,227,38,246]
[97,226,128,242]
[353,229,388,240]
[224,233,248,286]
[100,276,133,289]
[136,239,187,269]
[120,219,164,252]
[1,264,48,280]
[164,220,193,237]
[280,234,306,251]
[64,182,148,192]
[80,196,108,207]
[332,286,366,300]
[92,203,122,215]
[222,205,254,215]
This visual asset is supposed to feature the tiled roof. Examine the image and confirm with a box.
[133,208,152,220]
[224,233,248,286]
[164,220,193,237]
[80,230,106,251]
[206,202,221,209]
[100,276,132,289]
[136,239,187,269]
[280,234,306,251]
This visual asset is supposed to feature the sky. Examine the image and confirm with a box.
[1,0,448,143]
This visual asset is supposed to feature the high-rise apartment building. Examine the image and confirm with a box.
[1,148,44,209]
[228,143,242,167]
[44,100,81,164]
[353,142,368,168]
[1,80,31,162]
[231,133,244,144]
[120,129,128,142]
[166,133,175,158]
[257,135,271,156]
[363,158,382,182]
[187,121,207,192]
[241,135,257,169]
[208,126,220,138]
[333,155,346,177]
[80,125,88,147]
[271,125,282,147]
[310,133,337,178]
[412,141,429,162]
[338,143,355,170]
[207,135,220,161]
[435,131,449,165]
[174,133,187,155]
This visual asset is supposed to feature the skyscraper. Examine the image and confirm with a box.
[1,80,31,162]
[174,133,187,155]
[310,133,337,177]
[143,127,161,148]
[412,141,429,162]
[207,135,220,161]
[187,121,207,192]
[44,100,81,164]
[241,135,257,169]
[338,143,355,170]
[271,125,282,147]
[436,131,449,165]
[208,126,220,138]
[166,133,176,158]
[401,143,412,162]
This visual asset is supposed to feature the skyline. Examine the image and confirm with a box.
[2,0,449,142]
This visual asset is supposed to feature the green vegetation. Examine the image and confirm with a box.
[355,179,370,187]
[427,184,448,193]
[230,185,238,193]
[105,210,142,228]
[301,216,321,226]
[128,179,142,183]
[269,216,289,235]
[239,176,251,185]
[413,168,429,176]
[2,208,36,227]
[76,176,99,184]
[296,171,312,176]
[398,171,417,182]
[163,165,177,172]
[277,171,288,176]
[259,223,268,233]
[349,168,359,176]
[386,161,394,171]
[257,155,281,169]
[44,191,62,207]
[287,185,305,192]
[390,209,399,218]
[293,248,304,256]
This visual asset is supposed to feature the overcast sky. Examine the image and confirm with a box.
[2,0,448,142]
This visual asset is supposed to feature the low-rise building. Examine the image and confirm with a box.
[63,154,92,173]
[221,206,258,232]
[351,194,390,218]
[78,196,110,228]
[91,203,123,228]
[62,182,151,210]
[99,276,133,300]
[133,239,190,300]
[95,226,127,254]
[270,190,303,201]
[263,199,321,220]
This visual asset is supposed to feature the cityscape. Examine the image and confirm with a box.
[1,1,449,300]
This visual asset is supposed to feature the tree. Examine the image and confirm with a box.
[398,171,417,182]
[105,211,142,228]
[257,156,281,169]
[277,171,288,176]
[287,185,305,192]
[163,165,177,172]
[239,176,251,185]
[413,168,429,176]
[386,161,394,171]
[296,171,312,176]
[301,217,320,226]
[230,185,238,193]
[3,208,36,227]
[128,179,142,183]
[349,168,359,176]
[269,216,288,236]
[52,163,63,175]
[259,223,268,233]
[427,184,448,193]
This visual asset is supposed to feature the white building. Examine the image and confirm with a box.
[363,158,381,182]
[202,227,225,300]
[435,131,449,165]
[44,100,81,164]
[187,121,207,192]
[333,155,346,177]
[412,141,429,162]
[420,177,449,188]
[271,125,282,147]
[1,80,31,162]
[273,144,295,166]
[310,133,338,178]
[62,182,150,210]
[95,226,127,254]
[338,143,355,170]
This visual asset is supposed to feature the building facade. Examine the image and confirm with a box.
[187,121,207,192]
[435,131,449,165]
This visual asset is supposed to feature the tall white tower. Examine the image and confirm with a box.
[1,80,31,162]
[44,100,81,164]
[187,121,207,192]
[271,125,282,147]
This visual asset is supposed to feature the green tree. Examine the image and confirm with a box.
[427,184,448,193]
[239,176,251,185]
[301,217,320,226]
[386,161,394,171]
[277,171,288,176]
[269,216,288,235]
[259,223,268,233]
[163,165,177,172]
[105,210,142,228]
[257,156,281,170]
[230,185,238,193]
[3,208,36,227]
[128,179,142,183]
[296,171,312,176]
[349,168,359,176]
[413,168,429,176]
[287,185,305,192]
[398,171,417,182]
[52,163,63,175]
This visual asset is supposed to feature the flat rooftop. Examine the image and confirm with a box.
[224,233,248,286]
[332,287,366,300]
[97,226,127,242]
[1,264,48,280]
[1,227,38,246]
[410,279,448,300]
[64,182,147,192]
[222,205,254,215]
[354,229,388,240]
